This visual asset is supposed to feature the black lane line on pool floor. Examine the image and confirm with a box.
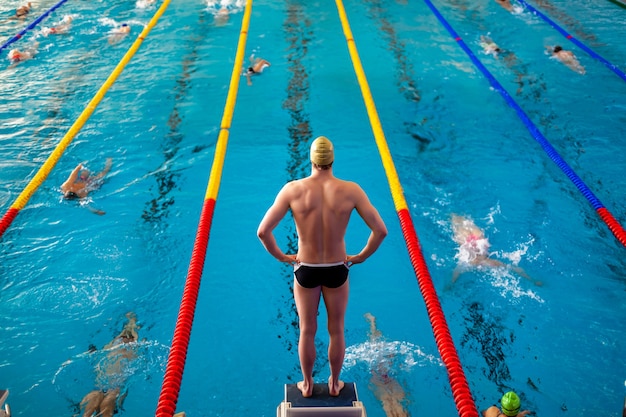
[142,11,213,225]
[277,0,320,381]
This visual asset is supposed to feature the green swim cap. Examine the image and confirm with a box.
[501,391,521,416]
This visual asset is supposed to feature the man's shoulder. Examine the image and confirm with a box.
[286,176,362,192]
[278,179,306,197]
[482,406,500,417]
[283,178,305,189]
[331,176,361,189]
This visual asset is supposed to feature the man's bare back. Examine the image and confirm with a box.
[282,175,370,264]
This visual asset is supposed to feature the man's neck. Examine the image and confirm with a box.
[310,166,334,178]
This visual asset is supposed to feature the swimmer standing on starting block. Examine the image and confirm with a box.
[258,136,387,398]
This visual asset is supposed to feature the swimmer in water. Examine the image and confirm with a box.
[214,6,229,25]
[61,158,112,215]
[244,55,270,86]
[43,15,73,36]
[450,214,540,286]
[61,158,112,200]
[547,45,586,75]
[14,2,32,19]
[494,0,514,12]
[482,391,533,417]
[365,313,409,417]
[108,23,131,45]
[8,48,33,63]
[79,312,140,417]
[480,36,502,57]
[7,42,39,66]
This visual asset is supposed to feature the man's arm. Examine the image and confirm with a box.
[481,406,499,417]
[451,265,464,284]
[257,185,296,263]
[347,186,387,265]
[93,158,112,180]
[61,164,82,190]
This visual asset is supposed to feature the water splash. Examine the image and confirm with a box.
[344,339,441,371]
[52,340,169,400]
[486,267,543,303]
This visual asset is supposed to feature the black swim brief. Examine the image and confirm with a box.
[294,262,349,289]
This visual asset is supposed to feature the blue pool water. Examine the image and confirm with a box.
[1,0,625,416]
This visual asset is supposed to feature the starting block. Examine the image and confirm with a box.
[276,383,366,417]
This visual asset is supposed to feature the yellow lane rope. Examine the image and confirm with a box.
[9,0,172,211]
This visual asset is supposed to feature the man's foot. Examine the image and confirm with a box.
[297,381,313,398]
[88,206,105,215]
[328,378,344,397]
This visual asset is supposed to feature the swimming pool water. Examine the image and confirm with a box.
[1,0,625,416]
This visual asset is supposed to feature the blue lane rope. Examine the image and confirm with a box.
[516,0,626,82]
[421,0,626,244]
[0,0,70,55]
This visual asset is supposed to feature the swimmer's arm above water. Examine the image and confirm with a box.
[481,258,542,286]
[451,265,463,283]
[61,163,83,189]
[92,158,113,180]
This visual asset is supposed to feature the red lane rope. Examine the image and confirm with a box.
[154,1,253,415]
[597,208,626,246]
[0,209,19,236]
[155,199,214,417]
[334,0,479,413]
[398,209,478,416]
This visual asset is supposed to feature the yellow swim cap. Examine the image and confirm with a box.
[310,136,334,166]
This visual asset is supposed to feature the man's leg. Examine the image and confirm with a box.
[98,388,120,417]
[322,280,349,396]
[79,390,104,417]
[293,281,322,397]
